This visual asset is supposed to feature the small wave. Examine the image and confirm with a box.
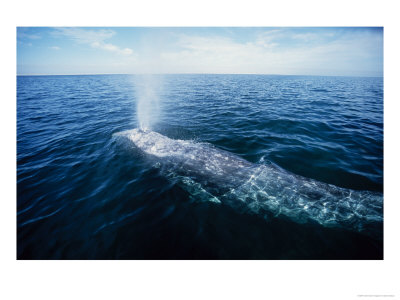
[93,207,144,235]
[19,206,64,227]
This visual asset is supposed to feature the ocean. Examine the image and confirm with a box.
[17,74,383,259]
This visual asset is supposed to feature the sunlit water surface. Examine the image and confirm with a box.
[17,74,383,259]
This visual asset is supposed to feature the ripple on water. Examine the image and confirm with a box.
[17,74,383,259]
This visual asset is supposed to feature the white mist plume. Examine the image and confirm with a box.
[135,74,163,130]
[134,32,166,130]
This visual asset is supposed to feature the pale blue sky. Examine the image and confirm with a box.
[17,27,383,76]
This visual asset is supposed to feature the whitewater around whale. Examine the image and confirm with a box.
[114,128,383,237]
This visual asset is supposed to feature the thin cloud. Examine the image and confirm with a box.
[50,46,60,50]
[91,41,133,55]
[53,27,133,56]
[255,29,283,44]
[18,32,41,40]
[159,30,382,76]
[53,27,114,43]
[18,41,33,47]
[17,28,382,76]
[291,33,318,41]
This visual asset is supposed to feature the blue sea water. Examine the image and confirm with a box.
[17,74,383,259]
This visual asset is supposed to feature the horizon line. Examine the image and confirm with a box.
[16,72,383,78]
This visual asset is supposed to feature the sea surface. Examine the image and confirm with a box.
[17,74,383,259]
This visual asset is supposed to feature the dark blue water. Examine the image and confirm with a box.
[17,74,383,259]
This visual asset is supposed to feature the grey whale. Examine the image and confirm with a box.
[114,128,383,237]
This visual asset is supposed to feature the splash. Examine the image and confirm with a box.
[134,74,163,131]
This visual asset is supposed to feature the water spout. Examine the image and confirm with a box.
[135,74,163,131]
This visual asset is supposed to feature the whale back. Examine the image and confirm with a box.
[114,129,383,238]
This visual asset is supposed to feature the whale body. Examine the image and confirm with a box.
[114,128,383,237]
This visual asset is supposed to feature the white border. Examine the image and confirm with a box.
[2,1,399,299]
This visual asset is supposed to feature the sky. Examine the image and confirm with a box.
[17,27,383,77]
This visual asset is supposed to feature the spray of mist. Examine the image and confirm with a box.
[134,31,166,131]
[135,74,163,131]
